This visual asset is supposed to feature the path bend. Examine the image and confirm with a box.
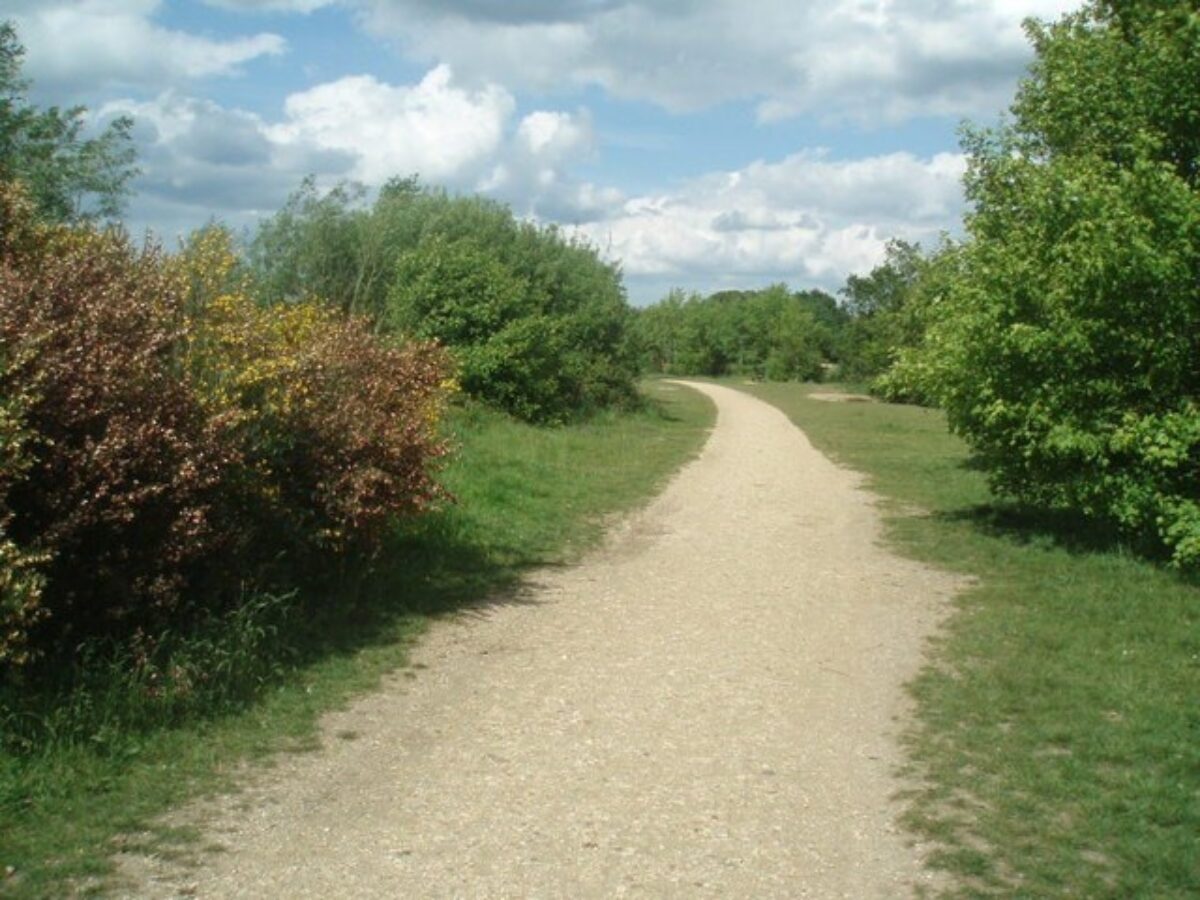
[122,381,961,898]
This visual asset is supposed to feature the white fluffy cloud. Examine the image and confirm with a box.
[109,77,969,298]
[104,66,606,238]
[268,67,515,185]
[574,150,967,298]
[13,0,1003,297]
[355,0,1078,122]
[9,0,285,96]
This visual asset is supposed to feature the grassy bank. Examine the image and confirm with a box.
[741,382,1198,899]
[0,381,714,898]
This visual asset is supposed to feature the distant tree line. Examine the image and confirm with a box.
[631,285,845,382]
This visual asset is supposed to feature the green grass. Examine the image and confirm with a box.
[0,381,715,898]
[739,381,1199,899]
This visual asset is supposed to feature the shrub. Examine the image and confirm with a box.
[388,227,634,423]
[0,216,234,654]
[0,212,454,666]
[917,2,1200,567]
[178,226,455,555]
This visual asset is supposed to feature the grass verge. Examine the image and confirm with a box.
[0,380,714,898]
[739,381,1198,899]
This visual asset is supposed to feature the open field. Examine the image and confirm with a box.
[741,381,1200,898]
[0,382,715,898]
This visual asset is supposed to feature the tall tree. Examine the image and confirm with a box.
[0,22,138,224]
[923,0,1200,566]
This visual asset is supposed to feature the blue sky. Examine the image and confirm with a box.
[6,0,1078,303]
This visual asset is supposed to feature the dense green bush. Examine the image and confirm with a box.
[249,179,638,423]
[867,242,962,406]
[837,240,928,385]
[912,1,1200,567]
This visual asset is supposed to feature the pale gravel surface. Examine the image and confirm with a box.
[118,381,963,899]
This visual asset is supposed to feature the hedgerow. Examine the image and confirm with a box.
[0,197,452,667]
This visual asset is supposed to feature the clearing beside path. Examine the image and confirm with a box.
[120,381,963,898]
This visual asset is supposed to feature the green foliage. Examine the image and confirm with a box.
[0,22,137,224]
[1014,1,1200,188]
[868,241,963,406]
[633,284,840,381]
[837,239,928,383]
[249,179,638,423]
[914,1,1200,567]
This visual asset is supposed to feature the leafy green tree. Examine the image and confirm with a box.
[764,298,822,382]
[0,22,137,224]
[871,241,964,405]
[837,239,925,380]
[632,289,688,373]
[248,178,368,314]
[248,177,638,423]
[921,0,1200,567]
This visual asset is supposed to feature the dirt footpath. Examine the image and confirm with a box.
[121,381,962,898]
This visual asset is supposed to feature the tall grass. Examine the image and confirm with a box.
[0,381,714,898]
[742,382,1199,899]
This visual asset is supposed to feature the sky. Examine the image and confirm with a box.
[5,0,1080,303]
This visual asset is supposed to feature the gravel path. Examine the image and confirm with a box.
[120,381,961,898]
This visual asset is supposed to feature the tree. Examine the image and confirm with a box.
[0,22,138,224]
[922,1,1200,567]
[838,239,925,380]
[631,284,837,382]
[631,289,688,373]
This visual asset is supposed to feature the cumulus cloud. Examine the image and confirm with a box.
[267,67,515,184]
[354,0,1078,122]
[573,150,968,299]
[479,109,620,220]
[101,93,349,226]
[9,0,285,96]
[13,0,993,298]
[103,66,609,238]
[108,74,969,299]
[202,0,337,11]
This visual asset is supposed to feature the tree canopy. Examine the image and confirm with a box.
[905,0,1200,567]
[248,177,639,424]
[0,22,138,224]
